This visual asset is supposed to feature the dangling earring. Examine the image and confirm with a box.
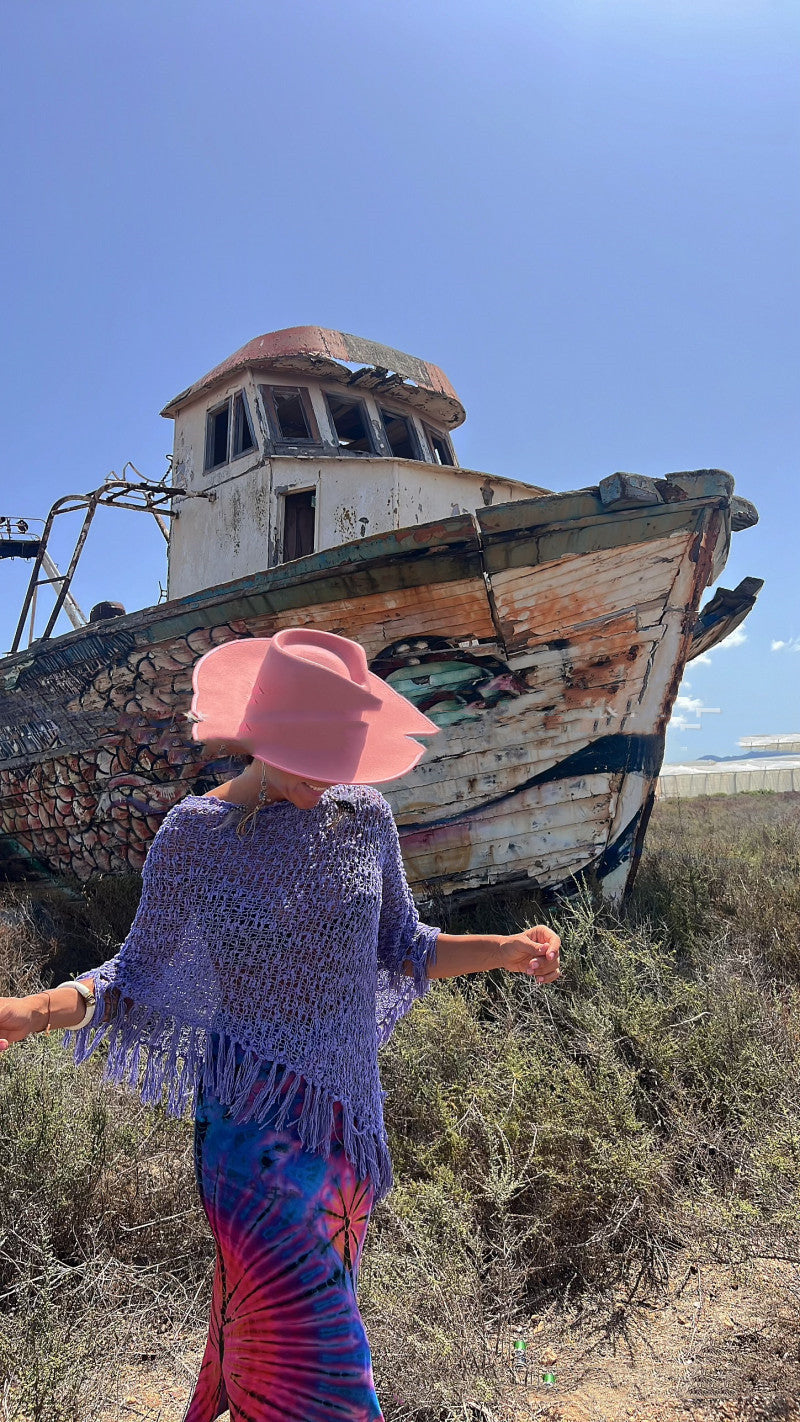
[236,762,275,838]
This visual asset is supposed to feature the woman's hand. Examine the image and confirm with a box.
[0,996,42,1051]
[497,925,561,985]
[425,929,561,983]
[0,984,95,1048]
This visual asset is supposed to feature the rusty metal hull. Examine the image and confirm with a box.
[0,470,748,902]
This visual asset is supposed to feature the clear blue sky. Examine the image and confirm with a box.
[1,0,797,759]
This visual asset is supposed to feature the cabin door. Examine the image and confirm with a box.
[282,490,316,562]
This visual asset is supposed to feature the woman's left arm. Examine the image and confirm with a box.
[374,796,560,988]
[407,925,561,985]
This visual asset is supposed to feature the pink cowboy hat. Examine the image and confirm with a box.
[189,627,440,784]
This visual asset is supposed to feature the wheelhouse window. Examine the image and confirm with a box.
[325,394,374,453]
[282,489,316,561]
[232,392,256,457]
[205,404,230,470]
[205,391,256,470]
[379,406,420,460]
[424,424,455,466]
[261,385,320,445]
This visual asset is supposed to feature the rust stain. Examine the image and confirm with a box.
[0,484,750,901]
[490,535,692,653]
[161,326,465,428]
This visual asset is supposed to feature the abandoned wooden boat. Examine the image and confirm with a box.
[0,326,761,903]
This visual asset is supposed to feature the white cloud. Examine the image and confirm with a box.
[668,694,722,734]
[718,627,747,650]
[691,624,747,668]
[670,712,700,732]
[772,636,800,653]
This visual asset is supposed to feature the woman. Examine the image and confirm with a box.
[0,628,560,1422]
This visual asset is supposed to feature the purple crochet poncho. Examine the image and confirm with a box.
[65,785,440,1201]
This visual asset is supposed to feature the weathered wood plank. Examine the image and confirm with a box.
[0,481,740,900]
[408,803,613,882]
[392,772,614,826]
[488,535,693,648]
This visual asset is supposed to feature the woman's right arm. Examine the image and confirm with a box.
[0,805,186,1052]
[0,978,96,1049]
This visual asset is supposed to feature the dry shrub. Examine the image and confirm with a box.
[0,1032,208,1418]
[634,791,800,974]
[1,793,800,1418]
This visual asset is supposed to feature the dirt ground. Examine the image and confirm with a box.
[96,1253,800,1422]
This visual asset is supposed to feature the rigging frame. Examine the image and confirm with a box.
[4,466,202,654]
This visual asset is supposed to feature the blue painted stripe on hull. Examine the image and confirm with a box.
[399,733,663,835]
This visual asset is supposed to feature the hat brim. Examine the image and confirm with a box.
[190,637,439,784]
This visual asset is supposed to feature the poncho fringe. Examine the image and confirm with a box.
[65,983,398,1198]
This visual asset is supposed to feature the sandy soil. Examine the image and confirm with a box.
[96,1254,800,1422]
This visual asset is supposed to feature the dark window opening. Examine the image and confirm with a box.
[273,388,313,441]
[326,395,373,453]
[282,489,316,561]
[260,385,320,446]
[424,425,455,466]
[206,405,230,469]
[379,406,419,460]
[232,392,256,457]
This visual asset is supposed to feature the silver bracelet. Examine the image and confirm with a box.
[56,979,97,1029]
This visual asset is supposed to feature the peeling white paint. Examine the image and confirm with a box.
[166,372,547,600]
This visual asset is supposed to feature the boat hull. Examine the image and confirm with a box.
[0,471,742,902]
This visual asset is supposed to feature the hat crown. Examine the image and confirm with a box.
[276,628,367,681]
[242,629,381,730]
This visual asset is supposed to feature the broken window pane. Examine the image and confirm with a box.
[424,424,455,466]
[379,406,419,460]
[282,489,316,561]
[206,405,230,469]
[232,392,256,457]
[326,395,373,453]
[260,385,320,446]
[272,387,313,441]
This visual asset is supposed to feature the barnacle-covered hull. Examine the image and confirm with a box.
[0,470,757,902]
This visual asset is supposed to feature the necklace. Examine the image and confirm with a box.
[236,763,278,838]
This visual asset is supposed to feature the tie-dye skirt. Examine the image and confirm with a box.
[183,1057,384,1422]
